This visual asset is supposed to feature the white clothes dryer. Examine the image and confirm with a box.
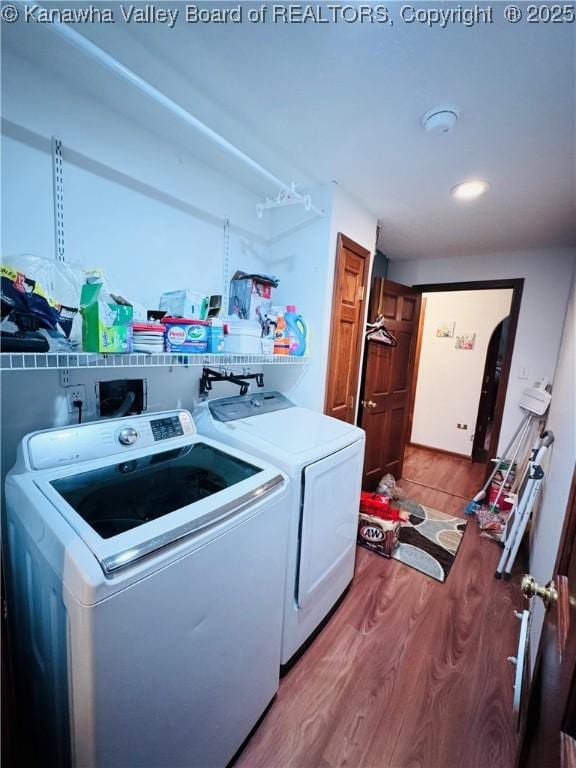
[194,392,365,666]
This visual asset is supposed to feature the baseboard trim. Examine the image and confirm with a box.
[408,442,472,461]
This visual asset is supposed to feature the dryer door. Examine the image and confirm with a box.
[297,440,364,610]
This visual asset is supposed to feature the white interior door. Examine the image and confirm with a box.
[297,441,364,610]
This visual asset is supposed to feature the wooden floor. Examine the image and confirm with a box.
[236,447,523,768]
[403,444,487,500]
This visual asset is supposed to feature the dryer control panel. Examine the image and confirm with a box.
[209,391,294,422]
[26,410,195,471]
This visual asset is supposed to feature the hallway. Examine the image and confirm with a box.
[403,444,487,499]
[236,448,523,768]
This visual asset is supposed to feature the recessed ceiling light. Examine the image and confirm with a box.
[450,180,490,201]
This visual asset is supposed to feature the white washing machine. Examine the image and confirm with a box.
[5,410,290,768]
[194,392,365,665]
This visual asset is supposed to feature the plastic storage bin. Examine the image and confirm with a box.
[223,319,262,354]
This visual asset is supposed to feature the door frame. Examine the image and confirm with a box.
[405,296,427,444]
[516,466,576,766]
[324,233,371,423]
[409,278,524,466]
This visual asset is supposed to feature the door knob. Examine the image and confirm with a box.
[362,400,377,409]
[521,574,558,607]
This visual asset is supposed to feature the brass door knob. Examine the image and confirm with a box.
[362,400,377,409]
[521,574,558,607]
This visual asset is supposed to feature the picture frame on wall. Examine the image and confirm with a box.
[436,321,455,338]
[455,333,476,350]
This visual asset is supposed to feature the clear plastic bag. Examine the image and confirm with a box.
[1,254,83,341]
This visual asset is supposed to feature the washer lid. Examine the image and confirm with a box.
[35,435,284,580]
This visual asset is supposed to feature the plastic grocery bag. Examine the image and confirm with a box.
[1,254,82,339]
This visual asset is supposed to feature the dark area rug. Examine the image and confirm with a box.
[358,499,467,582]
[393,499,466,582]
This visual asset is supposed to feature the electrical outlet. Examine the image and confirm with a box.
[456,423,468,430]
[66,385,86,413]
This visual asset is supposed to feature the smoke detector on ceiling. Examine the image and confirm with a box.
[422,107,459,135]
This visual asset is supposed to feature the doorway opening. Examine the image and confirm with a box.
[358,277,523,493]
[409,287,513,463]
[402,279,524,496]
[471,316,510,463]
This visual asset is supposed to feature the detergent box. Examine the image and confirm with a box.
[80,282,133,353]
[164,318,209,353]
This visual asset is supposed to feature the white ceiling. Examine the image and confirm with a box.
[4,4,576,260]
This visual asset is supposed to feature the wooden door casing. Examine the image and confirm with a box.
[324,234,370,424]
[360,279,421,488]
[518,469,576,768]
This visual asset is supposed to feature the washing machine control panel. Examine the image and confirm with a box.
[27,410,196,470]
[150,416,184,441]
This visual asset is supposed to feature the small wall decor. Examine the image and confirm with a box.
[455,333,476,350]
[436,321,455,338]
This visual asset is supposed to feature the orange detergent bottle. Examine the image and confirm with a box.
[273,309,290,355]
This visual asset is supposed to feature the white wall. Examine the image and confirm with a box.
[528,268,576,668]
[2,49,270,309]
[264,184,334,410]
[0,41,287,463]
[0,46,272,489]
[388,248,576,454]
[0,365,260,487]
[411,289,513,455]
[266,183,377,412]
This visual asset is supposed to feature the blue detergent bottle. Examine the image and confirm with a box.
[285,305,307,356]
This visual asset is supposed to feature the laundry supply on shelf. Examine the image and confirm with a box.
[223,318,262,354]
[228,271,279,322]
[80,277,133,353]
[272,307,290,355]
[208,318,224,353]
[132,322,166,353]
[164,318,210,353]
[284,305,307,356]
[159,289,208,320]
[1,255,81,351]
[206,294,223,319]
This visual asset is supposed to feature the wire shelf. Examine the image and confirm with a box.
[0,352,309,372]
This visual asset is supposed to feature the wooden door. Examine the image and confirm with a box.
[360,278,421,488]
[324,234,370,424]
[517,471,576,768]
